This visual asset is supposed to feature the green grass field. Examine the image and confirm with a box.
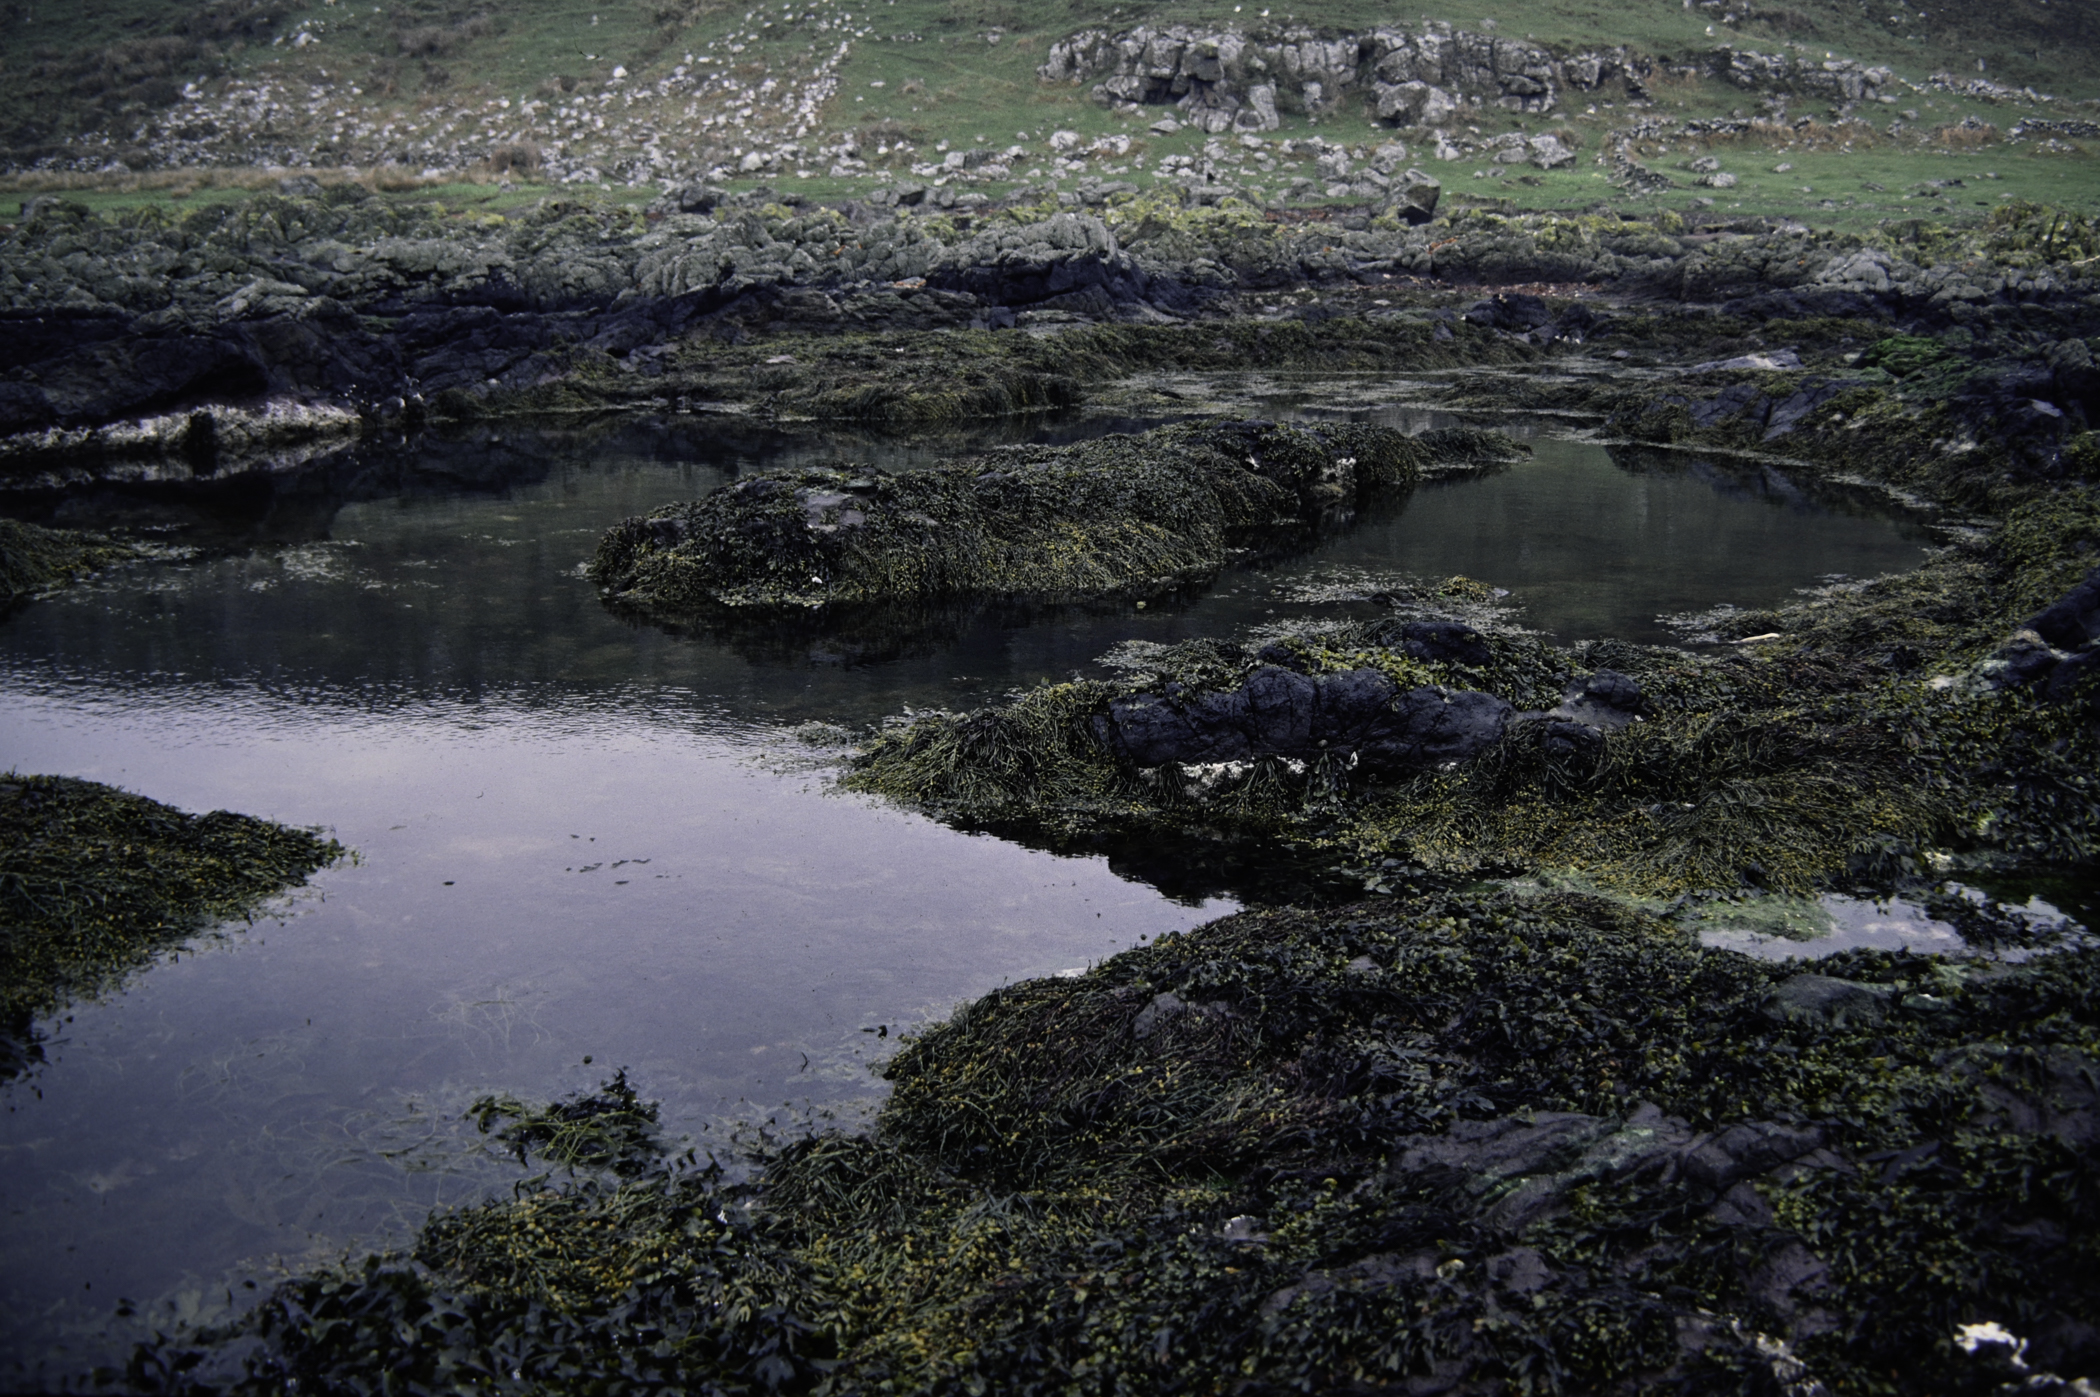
[2,0,2094,226]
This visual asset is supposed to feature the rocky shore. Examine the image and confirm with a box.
[7,180,2099,1392]
[2,187,2095,478]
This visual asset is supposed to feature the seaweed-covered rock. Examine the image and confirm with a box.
[1397,619,1491,666]
[0,517,140,598]
[125,885,2100,1397]
[589,420,1516,617]
[0,775,341,1078]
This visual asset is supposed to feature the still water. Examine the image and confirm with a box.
[0,413,1936,1375]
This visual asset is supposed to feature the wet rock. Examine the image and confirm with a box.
[1982,630,2070,689]
[1761,973,1892,1028]
[2045,647,2100,706]
[1538,668,1644,731]
[1484,1247,1552,1294]
[592,420,1481,618]
[1398,620,1490,667]
[1539,720,1605,766]
[1762,378,1856,439]
[1097,665,1513,777]
[2027,566,2100,651]
[1679,1121,1827,1195]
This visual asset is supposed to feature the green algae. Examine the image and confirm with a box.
[0,516,141,600]
[0,774,344,1076]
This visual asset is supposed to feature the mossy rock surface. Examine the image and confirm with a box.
[843,468,2100,900]
[588,419,1522,618]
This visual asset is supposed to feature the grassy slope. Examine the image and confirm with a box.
[2,0,2095,226]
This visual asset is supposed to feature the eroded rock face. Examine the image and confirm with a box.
[1095,664,1514,777]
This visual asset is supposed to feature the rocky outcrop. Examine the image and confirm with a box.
[1041,21,1653,128]
[1096,665,1514,778]
[923,211,1182,318]
[4,183,2095,454]
[588,420,1509,617]
[1709,46,1895,105]
[1042,23,1905,129]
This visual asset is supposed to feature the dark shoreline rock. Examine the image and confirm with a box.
[1096,664,1514,777]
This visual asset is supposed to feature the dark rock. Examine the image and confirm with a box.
[1762,378,1853,439]
[1484,1247,1552,1294]
[1761,973,1892,1028]
[1541,668,1644,731]
[1252,641,1312,672]
[1680,1121,1826,1195]
[1540,720,1604,765]
[1399,620,1490,667]
[1983,630,2066,689]
[1746,1237,1833,1320]
[1098,665,1512,777]
[2027,566,2100,650]
[1577,668,1642,713]
[1688,380,1770,429]
[2044,646,2100,706]
[1462,293,1553,333]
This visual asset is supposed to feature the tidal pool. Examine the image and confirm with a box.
[0,412,1940,1376]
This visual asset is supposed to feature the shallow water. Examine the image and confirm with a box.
[0,413,1940,1374]
[1697,889,2093,961]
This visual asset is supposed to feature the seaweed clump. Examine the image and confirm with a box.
[0,517,140,601]
[131,894,2100,1395]
[588,420,1521,621]
[470,1068,666,1178]
[0,774,343,1077]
